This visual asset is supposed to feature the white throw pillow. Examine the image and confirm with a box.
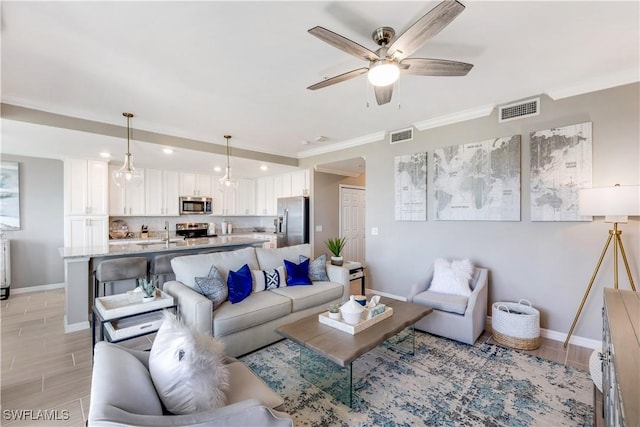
[429,258,473,297]
[251,266,286,292]
[149,311,229,415]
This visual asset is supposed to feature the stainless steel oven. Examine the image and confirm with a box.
[179,196,212,215]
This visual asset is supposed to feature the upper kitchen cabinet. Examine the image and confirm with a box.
[109,164,145,216]
[256,176,275,215]
[290,169,310,197]
[180,173,212,197]
[65,159,109,216]
[236,179,256,215]
[145,168,180,216]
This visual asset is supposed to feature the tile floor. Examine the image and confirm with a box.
[1,288,602,426]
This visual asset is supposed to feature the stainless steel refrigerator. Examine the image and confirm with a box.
[276,196,309,247]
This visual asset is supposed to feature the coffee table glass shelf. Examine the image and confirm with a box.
[92,289,177,349]
[276,298,432,407]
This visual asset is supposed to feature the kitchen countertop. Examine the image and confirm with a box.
[59,234,269,259]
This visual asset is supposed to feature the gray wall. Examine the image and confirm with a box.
[301,83,640,341]
[312,170,366,256]
[0,155,65,289]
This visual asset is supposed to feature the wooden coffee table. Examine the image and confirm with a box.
[276,298,432,406]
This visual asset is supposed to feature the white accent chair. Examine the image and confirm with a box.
[407,265,489,345]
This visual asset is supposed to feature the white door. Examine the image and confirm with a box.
[340,186,366,265]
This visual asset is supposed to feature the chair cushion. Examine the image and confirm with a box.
[149,312,229,415]
[414,290,469,315]
[270,281,343,312]
[255,244,311,270]
[213,291,291,336]
[429,258,473,297]
[89,342,163,420]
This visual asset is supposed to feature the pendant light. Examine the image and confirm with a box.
[112,112,143,187]
[219,134,237,189]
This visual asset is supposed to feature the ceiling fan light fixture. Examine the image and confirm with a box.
[367,60,399,87]
[113,112,144,188]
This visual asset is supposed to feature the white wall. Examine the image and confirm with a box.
[301,83,640,341]
[0,155,65,289]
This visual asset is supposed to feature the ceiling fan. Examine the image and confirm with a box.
[307,0,473,105]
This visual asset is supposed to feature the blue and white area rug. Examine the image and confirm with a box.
[241,332,593,426]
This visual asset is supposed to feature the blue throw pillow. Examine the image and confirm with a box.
[284,259,312,286]
[227,264,253,303]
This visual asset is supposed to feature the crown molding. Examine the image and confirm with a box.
[313,165,361,178]
[545,68,639,100]
[297,131,386,158]
[413,104,495,131]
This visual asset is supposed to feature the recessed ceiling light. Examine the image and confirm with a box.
[260,165,268,171]
[213,166,222,173]
[99,152,111,158]
[162,148,174,154]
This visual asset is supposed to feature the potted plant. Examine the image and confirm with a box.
[325,237,347,266]
[328,304,341,320]
[137,278,157,302]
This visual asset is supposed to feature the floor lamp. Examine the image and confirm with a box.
[564,184,640,348]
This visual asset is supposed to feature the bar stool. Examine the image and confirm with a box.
[149,253,181,289]
[94,257,148,298]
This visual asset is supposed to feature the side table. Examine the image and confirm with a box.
[92,289,177,353]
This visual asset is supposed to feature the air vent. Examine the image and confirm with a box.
[498,97,540,123]
[390,127,414,144]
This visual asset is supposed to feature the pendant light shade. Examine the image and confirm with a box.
[219,134,237,189]
[112,112,143,188]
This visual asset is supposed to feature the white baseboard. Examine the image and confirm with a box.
[64,315,90,333]
[365,288,407,301]
[11,282,65,294]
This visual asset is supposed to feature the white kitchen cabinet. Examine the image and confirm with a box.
[65,216,108,248]
[109,165,145,216]
[211,179,237,215]
[255,176,275,215]
[290,169,310,196]
[236,179,256,215]
[145,169,180,216]
[180,173,212,197]
[273,173,292,199]
[65,159,109,216]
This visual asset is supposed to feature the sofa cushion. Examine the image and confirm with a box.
[214,291,291,336]
[149,312,229,415]
[252,266,286,292]
[284,259,312,286]
[255,244,311,270]
[270,281,343,312]
[300,254,330,282]
[171,247,260,289]
[414,290,469,315]
[228,264,253,304]
[89,342,163,420]
[194,265,228,310]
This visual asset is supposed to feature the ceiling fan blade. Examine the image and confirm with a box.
[388,0,465,60]
[401,58,473,76]
[374,85,393,105]
[307,68,369,90]
[308,26,380,62]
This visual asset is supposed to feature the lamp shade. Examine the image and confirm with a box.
[579,185,640,222]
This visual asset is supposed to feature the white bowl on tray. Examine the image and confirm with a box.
[340,295,364,325]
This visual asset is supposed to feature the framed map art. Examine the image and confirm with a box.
[394,152,427,221]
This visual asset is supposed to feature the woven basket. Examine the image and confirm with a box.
[492,299,540,350]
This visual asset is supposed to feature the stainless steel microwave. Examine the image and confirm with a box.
[179,196,212,215]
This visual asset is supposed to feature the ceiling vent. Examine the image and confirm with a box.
[498,97,540,123]
[390,127,414,144]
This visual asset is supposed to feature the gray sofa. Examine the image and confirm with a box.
[407,265,489,345]
[164,244,350,357]
[88,341,292,427]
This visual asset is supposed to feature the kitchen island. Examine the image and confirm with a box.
[60,234,267,333]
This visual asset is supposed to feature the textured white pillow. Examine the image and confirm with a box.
[149,311,229,415]
[429,258,473,297]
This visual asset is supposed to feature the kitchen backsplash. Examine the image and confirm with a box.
[110,215,277,238]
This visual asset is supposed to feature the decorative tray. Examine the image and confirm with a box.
[318,306,393,335]
[95,289,174,320]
